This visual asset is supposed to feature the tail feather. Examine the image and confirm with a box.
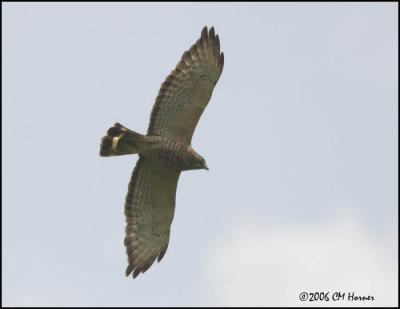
[100,123,146,157]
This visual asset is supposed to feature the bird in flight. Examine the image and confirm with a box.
[100,26,224,279]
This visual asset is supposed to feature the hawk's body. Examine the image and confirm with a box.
[100,26,224,278]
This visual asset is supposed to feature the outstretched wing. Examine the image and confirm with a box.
[124,157,181,278]
[147,26,224,143]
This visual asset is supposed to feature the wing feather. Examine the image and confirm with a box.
[147,26,224,143]
[124,157,180,278]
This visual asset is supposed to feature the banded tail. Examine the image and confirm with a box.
[100,123,147,157]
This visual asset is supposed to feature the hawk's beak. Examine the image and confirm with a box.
[204,163,209,171]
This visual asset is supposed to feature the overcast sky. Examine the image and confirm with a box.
[2,2,398,307]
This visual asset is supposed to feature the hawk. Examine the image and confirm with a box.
[100,26,224,278]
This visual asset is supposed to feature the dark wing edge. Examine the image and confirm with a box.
[147,26,224,137]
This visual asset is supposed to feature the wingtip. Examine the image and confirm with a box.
[219,52,224,68]
[125,264,134,277]
[201,26,208,40]
[215,34,220,45]
[125,267,141,279]
[157,244,168,262]
[209,26,215,37]
[209,27,216,48]
[133,267,142,279]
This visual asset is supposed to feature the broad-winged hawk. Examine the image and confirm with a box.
[100,26,224,279]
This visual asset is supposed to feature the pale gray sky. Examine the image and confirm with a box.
[2,2,398,307]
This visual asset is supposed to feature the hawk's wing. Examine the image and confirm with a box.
[147,26,224,143]
[124,157,181,278]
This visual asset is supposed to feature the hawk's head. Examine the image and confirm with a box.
[186,146,209,171]
[195,157,209,171]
